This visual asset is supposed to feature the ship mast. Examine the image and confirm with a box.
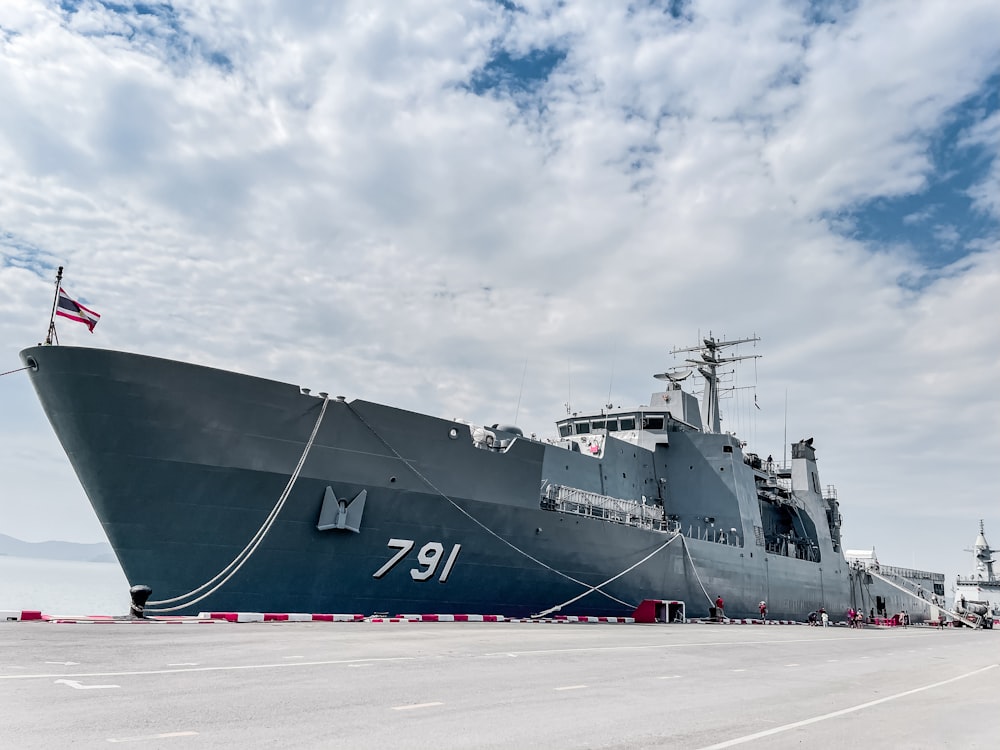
[671,333,760,434]
[971,520,996,582]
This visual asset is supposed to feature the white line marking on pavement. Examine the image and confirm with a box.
[482,634,926,658]
[658,675,682,680]
[347,663,373,668]
[392,702,444,711]
[2,656,415,681]
[695,664,999,749]
[785,664,798,667]
[554,685,587,691]
[107,731,198,743]
[166,663,199,667]
[54,679,119,690]
[732,669,746,672]
[45,661,80,666]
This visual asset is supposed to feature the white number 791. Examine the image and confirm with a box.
[372,538,462,582]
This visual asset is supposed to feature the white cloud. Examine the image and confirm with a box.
[960,110,1000,219]
[1,0,998,592]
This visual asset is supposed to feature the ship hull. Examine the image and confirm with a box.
[20,345,930,621]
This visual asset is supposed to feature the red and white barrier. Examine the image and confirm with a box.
[308,613,365,622]
[1,610,43,621]
[398,614,506,622]
[200,612,365,623]
[7,608,803,626]
[688,617,801,625]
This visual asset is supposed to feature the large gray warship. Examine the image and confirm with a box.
[20,335,941,621]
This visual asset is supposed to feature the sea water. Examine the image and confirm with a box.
[0,556,130,616]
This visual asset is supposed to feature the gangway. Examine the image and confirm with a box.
[866,568,984,629]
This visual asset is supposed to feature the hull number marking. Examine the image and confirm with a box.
[373,539,462,582]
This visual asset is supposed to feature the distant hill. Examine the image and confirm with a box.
[0,533,116,563]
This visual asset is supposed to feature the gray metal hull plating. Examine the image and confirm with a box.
[20,345,929,621]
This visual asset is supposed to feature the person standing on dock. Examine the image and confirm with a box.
[759,601,767,620]
[715,595,725,619]
[820,608,829,627]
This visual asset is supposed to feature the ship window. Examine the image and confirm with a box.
[574,422,590,435]
[605,419,618,431]
[591,420,605,431]
[723,445,733,453]
[559,424,572,438]
[642,416,664,430]
[620,416,636,430]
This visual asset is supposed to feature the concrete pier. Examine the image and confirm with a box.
[1,622,997,748]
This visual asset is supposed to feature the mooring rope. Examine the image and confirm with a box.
[1,365,33,377]
[533,531,681,618]
[145,394,331,612]
[680,534,716,607]
[345,403,635,609]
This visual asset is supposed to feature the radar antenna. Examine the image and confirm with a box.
[670,333,760,434]
[653,369,692,384]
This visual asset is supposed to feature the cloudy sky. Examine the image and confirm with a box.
[2,0,998,591]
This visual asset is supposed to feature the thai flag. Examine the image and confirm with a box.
[56,287,101,332]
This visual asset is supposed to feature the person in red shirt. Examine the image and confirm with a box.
[715,595,725,619]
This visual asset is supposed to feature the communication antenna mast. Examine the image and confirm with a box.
[783,389,788,467]
[671,333,760,434]
[565,361,572,415]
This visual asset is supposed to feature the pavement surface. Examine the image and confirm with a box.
[1,621,997,749]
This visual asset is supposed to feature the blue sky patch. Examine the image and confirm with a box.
[831,76,1000,272]
[57,1,233,74]
[0,233,55,278]
[467,47,567,97]
[805,0,859,26]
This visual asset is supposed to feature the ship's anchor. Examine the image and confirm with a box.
[316,486,367,533]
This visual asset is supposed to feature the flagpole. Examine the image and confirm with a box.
[44,266,64,346]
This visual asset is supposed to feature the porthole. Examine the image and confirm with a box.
[389,476,397,483]
[448,428,458,439]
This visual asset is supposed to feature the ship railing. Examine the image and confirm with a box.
[875,564,944,583]
[540,483,669,532]
[685,524,741,547]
